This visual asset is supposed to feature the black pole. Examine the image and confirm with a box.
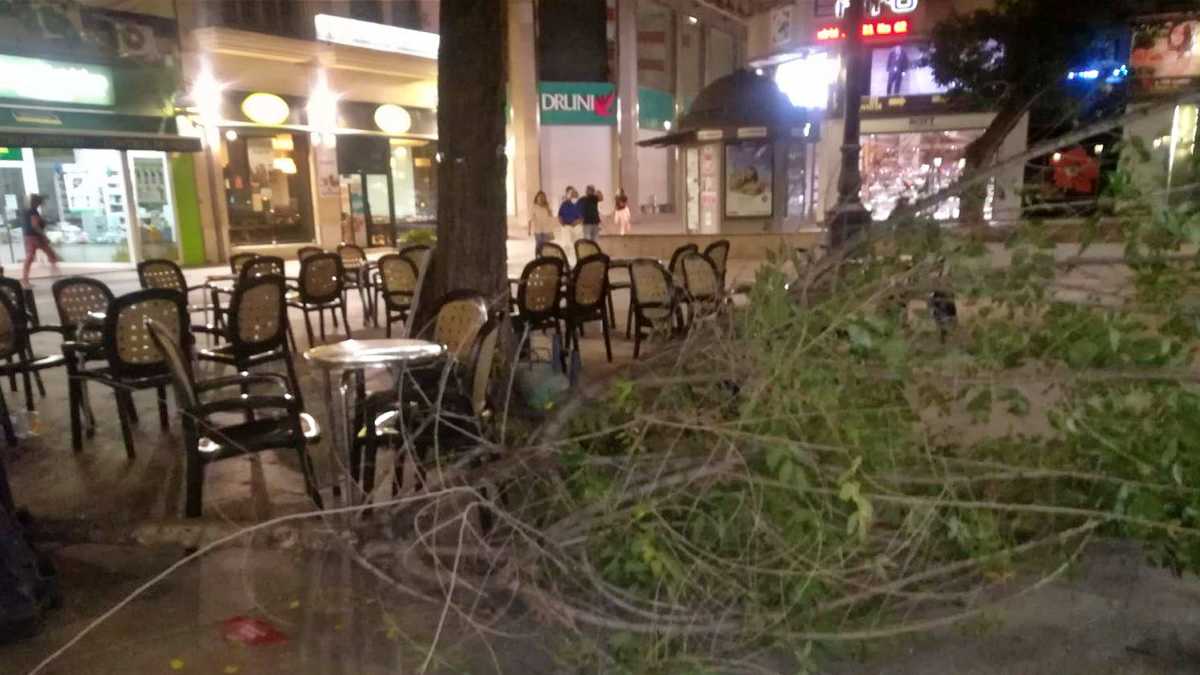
[826,0,872,249]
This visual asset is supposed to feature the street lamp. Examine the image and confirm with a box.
[826,0,872,249]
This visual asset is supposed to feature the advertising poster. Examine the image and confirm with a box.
[1132,20,1200,91]
[685,147,700,232]
[725,142,772,218]
[315,142,339,198]
[869,43,948,97]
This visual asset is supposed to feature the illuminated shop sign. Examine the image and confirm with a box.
[538,82,617,126]
[314,14,439,59]
[0,55,113,106]
[831,0,919,18]
[1067,65,1128,83]
[816,19,911,41]
[241,92,291,126]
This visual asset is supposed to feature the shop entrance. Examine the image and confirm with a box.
[338,171,394,247]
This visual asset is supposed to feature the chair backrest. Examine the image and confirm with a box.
[537,241,570,267]
[338,244,367,267]
[377,254,419,308]
[703,240,730,281]
[516,257,564,321]
[0,287,26,360]
[52,276,114,337]
[466,317,501,417]
[297,246,324,262]
[145,319,198,411]
[398,244,431,268]
[668,244,699,280]
[431,290,489,359]
[631,258,673,310]
[137,259,187,293]
[240,255,285,283]
[228,274,289,355]
[571,253,610,309]
[681,251,720,302]
[104,289,188,379]
[298,252,344,304]
[574,238,602,260]
[0,277,28,324]
[230,252,257,274]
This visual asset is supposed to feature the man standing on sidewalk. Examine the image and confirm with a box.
[578,185,604,242]
[20,194,61,286]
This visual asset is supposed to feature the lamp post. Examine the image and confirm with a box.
[826,0,872,249]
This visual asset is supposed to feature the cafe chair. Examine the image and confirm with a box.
[574,239,601,259]
[0,289,69,445]
[241,255,285,279]
[137,258,212,327]
[287,252,351,347]
[64,289,187,458]
[512,257,565,360]
[398,244,432,269]
[146,320,323,519]
[680,251,723,327]
[667,244,698,331]
[703,239,731,289]
[297,246,324,262]
[372,254,420,338]
[337,244,372,327]
[195,274,303,405]
[0,278,49,404]
[629,258,678,359]
[564,253,613,362]
[537,241,571,270]
[52,277,113,430]
[229,252,257,275]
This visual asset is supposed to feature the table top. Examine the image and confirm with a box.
[304,338,445,370]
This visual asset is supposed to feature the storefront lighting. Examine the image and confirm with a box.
[1094,144,1104,154]
[775,51,840,110]
[241,92,290,126]
[1052,152,1063,162]
[663,120,672,131]
[374,104,413,134]
[271,134,295,151]
[273,157,298,174]
[687,15,699,24]
[933,157,943,167]
[755,68,764,76]
[224,129,238,142]
[307,73,340,133]
[817,19,910,41]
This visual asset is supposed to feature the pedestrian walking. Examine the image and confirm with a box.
[613,193,632,235]
[557,186,582,248]
[20,194,60,286]
[578,185,603,241]
[529,190,558,255]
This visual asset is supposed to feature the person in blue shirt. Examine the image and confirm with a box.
[557,186,581,250]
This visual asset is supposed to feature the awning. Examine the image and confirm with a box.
[0,106,201,152]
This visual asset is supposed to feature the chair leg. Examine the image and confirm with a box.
[184,445,203,518]
[626,300,634,339]
[385,313,393,338]
[302,309,315,348]
[156,384,170,430]
[287,321,298,355]
[0,386,16,446]
[607,291,617,333]
[602,310,613,363]
[297,442,325,510]
[633,317,643,359]
[319,308,328,342]
[8,358,17,393]
[340,302,352,340]
[332,299,340,328]
[283,351,304,409]
[27,349,45,398]
[358,285,369,328]
[116,392,137,460]
[123,390,140,426]
[20,368,33,413]
[68,374,82,453]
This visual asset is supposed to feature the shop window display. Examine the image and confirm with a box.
[390,140,438,230]
[32,148,130,263]
[223,131,314,245]
[860,130,991,221]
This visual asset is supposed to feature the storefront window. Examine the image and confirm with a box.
[33,148,130,263]
[679,18,702,113]
[389,139,437,230]
[129,151,178,260]
[1168,104,1198,208]
[860,130,991,221]
[705,29,736,85]
[222,131,314,245]
[638,2,676,216]
[786,142,808,219]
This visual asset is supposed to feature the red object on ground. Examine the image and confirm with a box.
[221,616,288,646]
[1052,147,1100,194]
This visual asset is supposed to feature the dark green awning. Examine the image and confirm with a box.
[0,106,201,152]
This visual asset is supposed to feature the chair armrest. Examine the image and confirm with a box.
[30,325,67,337]
[195,372,291,394]
[185,284,209,293]
[196,394,301,418]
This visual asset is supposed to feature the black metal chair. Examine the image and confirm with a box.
[287,252,350,347]
[564,253,613,362]
[680,251,722,327]
[574,239,602,260]
[537,241,571,271]
[0,278,51,407]
[137,258,211,326]
[52,277,112,432]
[0,290,68,445]
[629,258,678,359]
[337,244,372,327]
[146,320,323,519]
[398,244,431,269]
[667,243,698,331]
[196,274,303,404]
[703,239,730,289]
[229,252,257,275]
[297,246,324,262]
[512,257,565,352]
[372,254,420,338]
[64,289,187,458]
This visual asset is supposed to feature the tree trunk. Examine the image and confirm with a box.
[959,97,1029,228]
[419,0,509,325]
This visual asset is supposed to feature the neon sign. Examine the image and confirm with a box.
[816,19,911,41]
[1067,64,1128,83]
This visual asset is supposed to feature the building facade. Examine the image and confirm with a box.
[0,0,202,267]
[177,0,441,261]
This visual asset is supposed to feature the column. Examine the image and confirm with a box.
[508,0,542,233]
[617,0,640,212]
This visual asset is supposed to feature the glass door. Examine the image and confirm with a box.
[128,151,179,261]
[363,172,394,247]
[338,173,367,245]
[0,165,29,266]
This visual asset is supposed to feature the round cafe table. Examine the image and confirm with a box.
[304,339,445,505]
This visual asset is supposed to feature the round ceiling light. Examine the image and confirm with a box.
[241,92,290,126]
[374,104,412,134]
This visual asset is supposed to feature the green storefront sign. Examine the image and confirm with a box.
[638,87,675,131]
[0,147,20,161]
[539,82,617,126]
[0,54,114,106]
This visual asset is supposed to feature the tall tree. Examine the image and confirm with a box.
[422,0,509,315]
[927,0,1137,226]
